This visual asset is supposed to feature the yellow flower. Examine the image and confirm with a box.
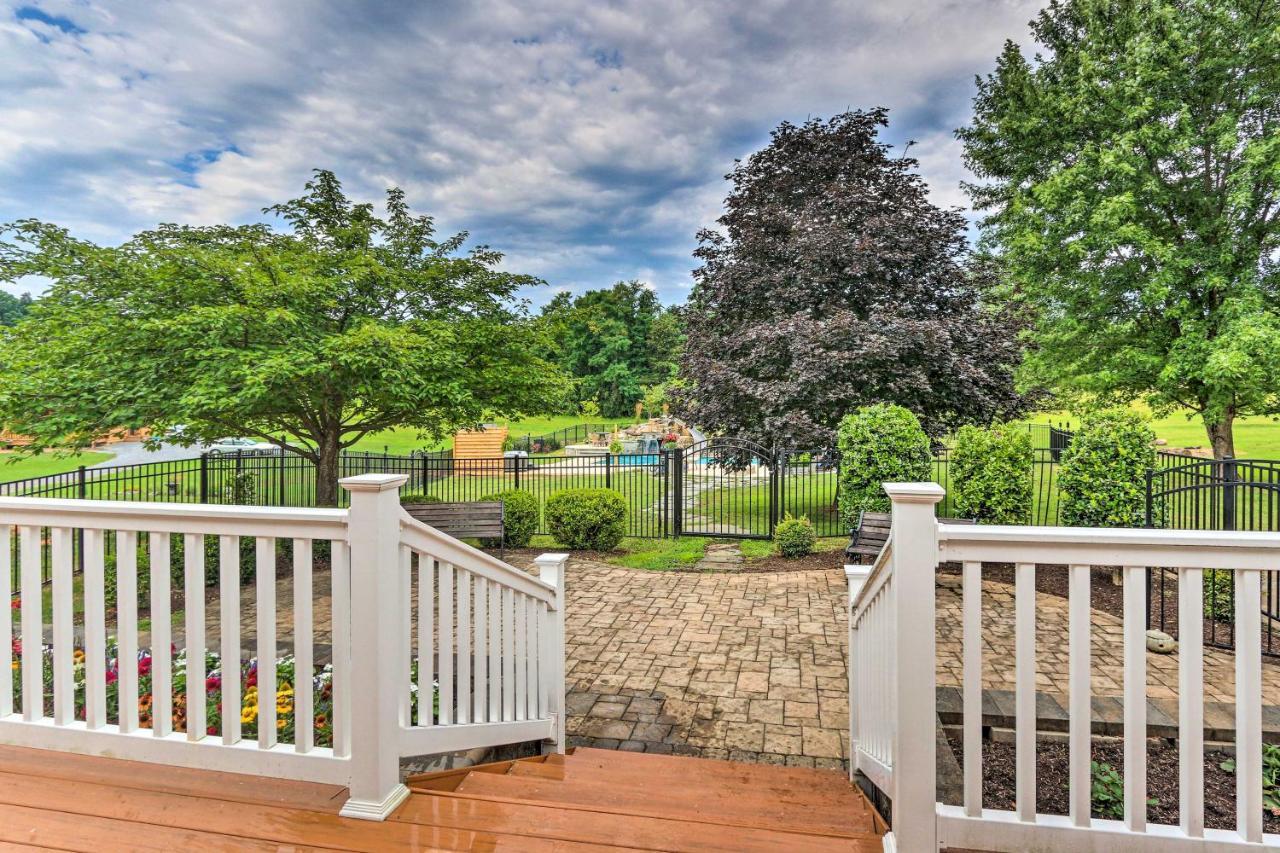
[276,719,286,729]
[240,709,255,723]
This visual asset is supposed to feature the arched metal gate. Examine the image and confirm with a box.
[667,438,776,539]
[1145,457,1280,655]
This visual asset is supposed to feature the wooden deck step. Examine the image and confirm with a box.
[450,762,871,837]
[400,789,881,852]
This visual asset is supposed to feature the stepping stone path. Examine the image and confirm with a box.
[695,541,744,572]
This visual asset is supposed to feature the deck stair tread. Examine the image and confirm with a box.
[403,746,883,849]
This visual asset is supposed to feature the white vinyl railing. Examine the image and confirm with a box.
[0,472,565,822]
[848,482,1277,852]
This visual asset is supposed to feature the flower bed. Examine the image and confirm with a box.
[10,636,434,746]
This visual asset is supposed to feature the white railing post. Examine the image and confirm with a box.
[534,552,568,754]
[844,564,871,782]
[885,482,944,853]
[339,473,410,821]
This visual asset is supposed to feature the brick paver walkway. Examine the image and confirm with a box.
[935,574,1280,705]
[507,554,851,769]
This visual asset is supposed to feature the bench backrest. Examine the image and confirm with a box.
[402,501,505,542]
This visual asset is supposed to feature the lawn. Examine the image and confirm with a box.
[0,451,115,484]
[349,415,635,454]
[1021,405,1280,458]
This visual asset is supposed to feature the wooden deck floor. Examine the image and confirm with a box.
[0,745,883,851]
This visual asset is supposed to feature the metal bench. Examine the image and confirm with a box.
[845,509,975,564]
[402,500,506,556]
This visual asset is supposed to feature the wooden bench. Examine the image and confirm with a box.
[845,510,976,564]
[402,501,506,556]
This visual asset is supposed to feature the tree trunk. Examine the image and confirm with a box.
[315,432,342,507]
[1205,409,1236,460]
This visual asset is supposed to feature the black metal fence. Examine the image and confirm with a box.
[506,423,630,454]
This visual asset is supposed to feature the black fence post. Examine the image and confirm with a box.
[768,453,779,537]
[1144,468,1154,528]
[514,455,523,490]
[1223,456,1238,532]
[76,465,86,573]
[605,452,612,490]
[670,447,683,537]
[199,453,209,503]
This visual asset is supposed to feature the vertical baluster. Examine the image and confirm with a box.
[488,578,500,722]
[1122,565,1147,832]
[151,532,172,737]
[331,539,351,757]
[525,595,538,721]
[514,591,526,721]
[1015,561,1036,822]
[474,573,487,723]
[84,528,107,729]
[1236,568,1263,843]
[400,546,411,726]
[184,534,206,740]
[1179,567,1204,838]
[961,560,982,817]
[438,562,454,725]
[51,527,73,725]
[1068,564,1091,828]
[457,570,471,725]
[294,539,313,753]
[503,586,515,721]
[0,524,10,718]
[117,531,139,733]
[256,537,276,749]
[19,527,40,721]
[219,535,241,745]
[535,601,547,718]
[418,554,434,727]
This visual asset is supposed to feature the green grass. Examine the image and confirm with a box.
[1020,405,1280,458]
[0,451,114,484]
[348,415,635,454]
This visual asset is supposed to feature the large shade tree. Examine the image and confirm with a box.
[959,0,1280,458]
[676,109,1028,449]
[0,170,565,504]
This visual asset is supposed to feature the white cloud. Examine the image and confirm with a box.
[0,0,1044,303]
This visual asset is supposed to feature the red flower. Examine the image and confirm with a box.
[246,671,257,688]
[106,669,118,685]
[205,675,221,691]
[138,657,152,676]
[207,725,218,736]
[9,598,18,610]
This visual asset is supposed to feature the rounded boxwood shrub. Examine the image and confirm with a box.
[1204,569,1235,623]
[774,514,816,557]
[1058,409,1156,527]
[545,488,628,551]
[837,404,932,527]
[950,423,1034,524]
[478,488,539,548]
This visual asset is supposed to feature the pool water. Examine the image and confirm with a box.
[597,454,660,465]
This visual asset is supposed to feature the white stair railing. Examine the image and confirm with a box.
[848,482,1278,851]
[0,472,566,824]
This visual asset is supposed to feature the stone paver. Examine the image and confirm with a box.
[508,554,850,768]
[934,574,1280,706]
[694,542,744,572]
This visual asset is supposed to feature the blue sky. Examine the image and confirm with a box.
[0,0,1043,305]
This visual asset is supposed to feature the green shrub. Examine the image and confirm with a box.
[1091,760,1157,818]
[545,488,628,551]
[837,404,932,527]
[399,492,441,504]
[950,423,1034,524]
[1058,409,1156,527]
[478,489,539,548]
[1204,569,1235,623]
[1221,743,1280,815]
[774,514,816,557]
[608,439,624,454]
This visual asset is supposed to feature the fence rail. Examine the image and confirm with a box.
[0,474,566,821]
[849,483,1272,850]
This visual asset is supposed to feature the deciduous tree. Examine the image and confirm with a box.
[0,170,565,504]
[677,109,1028,448]
[959,0,1280,458]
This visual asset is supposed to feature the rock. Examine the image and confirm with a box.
[1146,629,1176,654]
[1154,438,1168,446]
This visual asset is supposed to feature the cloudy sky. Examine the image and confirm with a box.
[0,0,1043,304]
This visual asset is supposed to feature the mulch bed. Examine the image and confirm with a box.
[945,730,1277,833]
[737,549,846,573]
